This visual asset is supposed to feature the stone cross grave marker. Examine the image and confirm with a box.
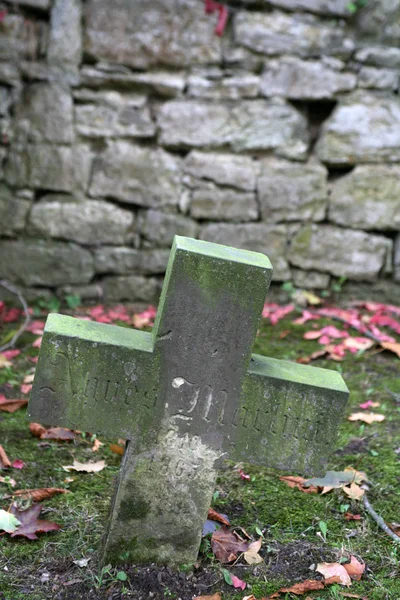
[28,236,349,565]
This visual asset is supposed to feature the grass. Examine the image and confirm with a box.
[0,305,399,599]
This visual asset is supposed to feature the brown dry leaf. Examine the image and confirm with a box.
[387,523,400,537]
[348,412,385,424]
[0,397,28,413]
[267,579,325,598]
[13,488,69,502]
[339,593,369,599]
[316,562,351,586]
[343,467,368,485]
[91,438,104,452]
[109,443,125,456]
[10,503,60,540]
[193,594,222,600]
[343,556,365,581]
[62,460,106,473]
[279,475,319,494]
[29,422,47,437]
[296,349,327,364]
[244,537,263,565]
[207,507,230,526]
[41,427,76,441]
[343,483,365,501]
[380,341,400,358]
[0,444,12,469]
[344,513,362,521]
[211,526,249,563]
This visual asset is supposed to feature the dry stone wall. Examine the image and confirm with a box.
[0,0,400,303]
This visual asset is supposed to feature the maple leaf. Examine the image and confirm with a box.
[13,488,69,502]
[348,412,385,424]
[343,556,365,581]
[62,460,106,473]
[211,526,249,562]
[343,482,364,501]
[279,475,319,494]
[0,395,28,413]
[316,562,351,586]
[30,424,76,441]
[268,579,325,597]
[207,507,230,526]
[10,503,61,540]
[243,537,263,565]
[0,509,21,533]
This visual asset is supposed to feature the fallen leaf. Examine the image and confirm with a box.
[343,482,365,501]
[343,556,365,581]
[339,593,369,599]
[316,562,351,586]
[359,400,380,410]
[13,488,69,502]
[0,354,11,368]
[23,373,35,384]
[0,444,11,469]
[344,513,362,521]
[73,557,91,568]
[0,395,28,413]
[1,349,21,360]
[41,427,76,441]
[0,508,21,533]
[279,475,319,493]
[211,526,249,563]
[0,476,16,486]
[268,579,325,597]
[238,468,250,481]
[29,422,47,437]
[10,503,61,540]
[11,459,25,469]
[387,523,400,537]
[231,574,246,590]
[348,412,385,424]
[380,341,400,358]
[243,596,257,600]
[62,460,106,473]
[193,594,221,600]
[91,438,104,452]
[20,383,32,395]
[296,349,327,364]
[207,508,230,526]
[244,537,263,565]
[304,469,367,490]
[109,443,124,456]
[343,337,374,353]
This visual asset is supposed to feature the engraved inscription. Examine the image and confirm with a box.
[170,378,228,423]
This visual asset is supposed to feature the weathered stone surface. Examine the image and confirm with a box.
[258,159,327,222]
[29,196,136,245]
[5,144,92,193]
[358,67,398,90]
[292,269,330,289]
[7,0,49,8]
[183,151,257,191]
[189,185,258,222]
[158,100,309,159]
[139,210,198,247]
[200,223,290,280]
[89,142,181,207]
[94,247,170,275]
[0,240,94,286]
[0,13,45,61]
[84,0,221,69]
[80,66,186,97]
[261,57,356,99]
[354,0,400,46]
[265,0,350,16]
[394,236,400,282]
[355,46,400,69]
[47,0,82,84]
[74,91,155,138]
[14,83,73,144]
[234,11,354,58]
[221,44,264,72]
[329,166,400,231]
[102,275,160,303]
[288,225,390,281]
[0,87,11,116]
[316,92,400,165]
[57,284,103,302]
[0,62,19,85]
[187,74,259,99]
[0,184,31,236]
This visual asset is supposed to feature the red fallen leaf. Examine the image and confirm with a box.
[344,512,362,521]
[0,396,28,413]
[32,336,42,348]
[296,349,327,364]
[279,475,319,494]
[270,304,295,325]
[211,526,249,562]
[316,562,351,586]
[239,468,250,481]
[267,579,325,597]
[359,400,380,410]
[1,349,21,360]
[0,10,8,22]
[20,383,32,395]
[12,459,25,469]
[10,503,61,540]
[3,307,21,323]
[343,556,365,581]
[41,427,76,441]
[380,341,400,358]
[207,508,230,526]
[293,310,320,325]
[29,422,47,437]
[132,306,157,329]
[13,488,69,502]
[108,305,131,323]
[0,444,12,469]
[230,574,246,590]
[368,325,395,343]
[368,313,400,334]
[262,303,279,318]
[26,320,45,335]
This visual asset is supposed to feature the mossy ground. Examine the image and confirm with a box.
[0,303,399,599]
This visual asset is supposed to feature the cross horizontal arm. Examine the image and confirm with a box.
[29,314,159,440]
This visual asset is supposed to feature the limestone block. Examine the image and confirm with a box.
[200,223,290,280]
[29,196,136,245]
[187,74,259,99]
[5,144,92,194]
[80,67,186,97]
[258,159,328,222]
[47,0,82,84]
[292,269,330,289]
[0,63,19,86]
[358,67,398,90]
[84,0,221,68]
[316,92,400,165]
[7,0,49,8]
[89,142,181,207]
[329,166,400,231]
[158,100,309,159]
[0,240,94,286]
[14,83,73,144]
[102,275,160,303]
[0,87,11,116]
[0,13,46,61]
[57,284,103,302]
[139,210,198,247]
[288,225,390,281]
[189,184,258,222]
[0,184,31,236]
[354,0,400,46]
[94,247,170,275]
[234,11,354,58]
[183,151,257,191]
[74,91,155,138]
[355,46,400,69]
[265,0,349,14]
[261,57,356,99]
[395,236,400,282]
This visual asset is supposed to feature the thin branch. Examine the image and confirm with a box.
[0,280,31,353]
[363,494,400,543]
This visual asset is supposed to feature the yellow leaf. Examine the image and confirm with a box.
[0,355,12,369]
[343,483,365,501]
[316,562,352,586]
[62,460,106,473]
[348,412,385,424]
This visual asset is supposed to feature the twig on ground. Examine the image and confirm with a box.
[363,494,400,543]
[0,280,31,353]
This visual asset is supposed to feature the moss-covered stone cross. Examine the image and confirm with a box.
[28,236,348,565]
